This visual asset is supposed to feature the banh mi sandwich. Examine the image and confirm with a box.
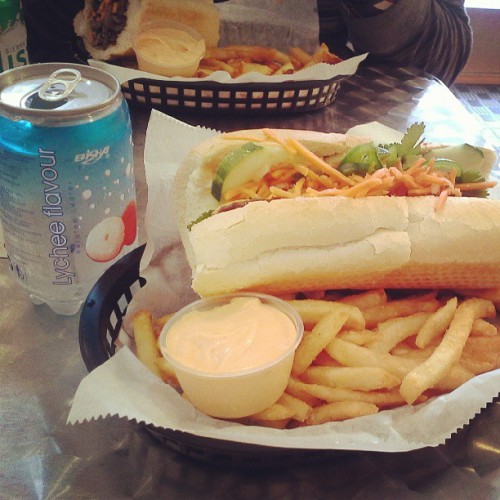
[74,0,220,61]
[173,123,500,297]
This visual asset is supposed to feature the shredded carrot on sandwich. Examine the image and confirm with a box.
[405,157,427,175]
[417,173,454,188]
[220,132,267,142]
[456,181,497,192]
[435,188,449,211]
[269,186,299,198]
[263,128,296,154]
[286,138,356,186]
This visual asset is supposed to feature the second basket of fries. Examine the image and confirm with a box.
[77,1,366,114]
[89,43,365,115]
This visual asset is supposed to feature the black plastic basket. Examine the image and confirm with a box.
[79,244,341,467]
[121,77,342,115]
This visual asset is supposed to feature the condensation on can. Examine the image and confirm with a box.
[0,63,137,315]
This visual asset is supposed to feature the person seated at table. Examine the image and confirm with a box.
[23,0,84,64]
[318,0,472,85]
[23,0,471,86]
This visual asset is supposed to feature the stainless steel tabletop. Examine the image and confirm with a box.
[1,61,499,499]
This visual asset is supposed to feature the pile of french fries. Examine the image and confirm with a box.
[132,288,499,429]
[196,43,342,78]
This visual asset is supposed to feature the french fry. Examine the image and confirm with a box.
[312,43,343,64]
[272,61,295,75]
[312,349,341,366]
[244,418,291,429]
[132,310,162,378]
[292,311,349,376]
[153,312,174,337]
[305,401,378,425]
[470,318,498,337]
[241,62,274,76]
[289,46,313,66]
[325,337,417,378]
[338,329,381,346]
[302,366,401,391]
[370,312,431,353]
[271,48,292,65]
[384,353,475,390]
[363,293,440,329]
[400,298,496,404]
[459,336,500,374]
[277,393,311,422]
[195,68,215,78]
[199,57,239,76]
[337,289,388,310]
[432,363,474,390]
[286,377,323,407]
[289,378,412,408]
[249,402,295,421]
[415,297,458,348]
[391,346,435,359]
[287,299,365,330]
[155,356,178,385]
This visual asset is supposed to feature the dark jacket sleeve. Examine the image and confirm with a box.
[318,0,472,85]
[23,0,85,63]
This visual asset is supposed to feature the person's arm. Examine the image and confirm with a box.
[23,0,84,63]
[318,0,472,85]
[317,0,352,59]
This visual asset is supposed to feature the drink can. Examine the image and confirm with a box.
[0,0,29,73]
[0,63,137,315]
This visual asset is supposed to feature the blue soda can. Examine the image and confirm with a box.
[0,63,137,315]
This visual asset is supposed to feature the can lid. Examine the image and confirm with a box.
[0,63,121,122]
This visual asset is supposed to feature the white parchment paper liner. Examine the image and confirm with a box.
[68,346,500,452]
[68,110,500,452]
[89,55,367,86]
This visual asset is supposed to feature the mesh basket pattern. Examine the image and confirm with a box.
[121,77,342,114]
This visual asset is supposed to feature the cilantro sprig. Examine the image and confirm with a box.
[379,122,426,168]
[458,171,490,198]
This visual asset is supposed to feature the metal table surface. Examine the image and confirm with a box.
[1,61,499,499]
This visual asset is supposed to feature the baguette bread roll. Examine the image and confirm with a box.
[173,129,500,296]
[138,0,220,48]
[74,0,220,61]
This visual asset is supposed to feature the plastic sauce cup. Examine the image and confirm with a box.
[133,21,206,78]
[159,293,304,419]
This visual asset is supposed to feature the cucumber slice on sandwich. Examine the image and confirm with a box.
[432,158,463,177]
[423,144,485,176]
[211,142,293,201]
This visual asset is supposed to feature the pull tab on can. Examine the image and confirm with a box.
[38,68,82,102]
